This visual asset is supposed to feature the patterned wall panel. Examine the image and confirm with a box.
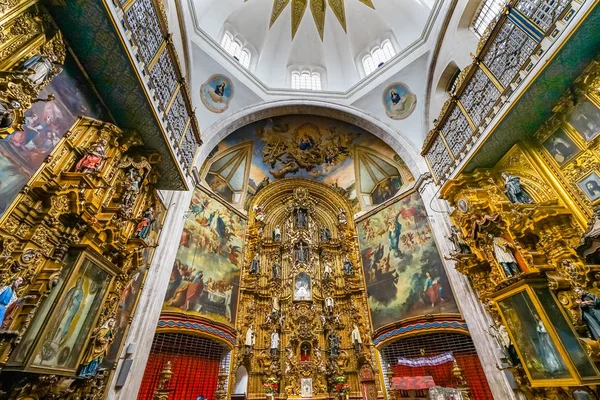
[427,135,453,181]
[124,0,162,66]
[441,105,474,158]
[515,0,571,32]
[459,68,501,127]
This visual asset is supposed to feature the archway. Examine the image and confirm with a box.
[233,365,248,394]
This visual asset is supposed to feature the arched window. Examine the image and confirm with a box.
[471,0,505,36]
[362,40,396,75]
[291,70,322,91]
[221,31,251,68]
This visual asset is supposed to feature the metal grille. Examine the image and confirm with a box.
[167,91,187,142]
[483,19,538,88]
[426,135,453,180]
[180,125,198,169]
[150,50,178,113]
[459,68,500,127]
[137,332,229,400]
[472,0,506,36]
[125,0,163,66]
[380,332,493,400]
[441,105,474,157]
[516,0,571,32]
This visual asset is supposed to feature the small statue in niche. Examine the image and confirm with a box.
[301,342,311,361]
[343,256,355,275]
[245,324,255,354]
[273,226,281,241]
[75,139,108,174]
[574,287,600,340]
[490,235,521,278]
[121,168,142,210]
[325,296,334,315]
[338,209,347,224]
[351,324,362,353]
[323,262,333,280]
[272,259,281,279]
[270,330,280,357]
[320,227,331,242]
[272,296,280,318]
[502,173,534,204]
[328,333,340,357]
[135,207,155,239]
[448,226,471,254]
[320,314,326,327]
[0,100,18,129]
[19,53,60,87]
[295,242,308,263]
[0,277,31,327]
[253,205,265,223]
[295,208,308,228]
[249,254,260,275]
[78,318,115,377]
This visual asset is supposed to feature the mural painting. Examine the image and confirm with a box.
[200,74,234,113]
[103,200,167,368]
[357,192,459,329]
[203,115,414,212]
[163,188,246,325]
[382,82,417,120]
[0,56,107,218]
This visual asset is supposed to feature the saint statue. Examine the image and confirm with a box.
[78,318,115,377]
[343,256,355,275]
[272,296,280,318]
[250,254,260,275]
[272,261,281,279]
[295,242,308,263]
[270,331,280,357]
[448,226,471,254]
[328,333,340,357]
[534,315,564,374]
[323,262,333,280]
[245,325,255,354]
[0,277,25,327]
[320,228,331,242]
[273,226,281,241]
[490,235,521,278]
[135,207,155,239]
[351,324,362,353]
[121,169,142,209]
[338,209,347,224]
[502,173,534,204]
[253,205,265,223]
[325,296,334,315]
[20,54,57,86]
[295,208,308,228]
[75,139,108,174]
[574,287,600,340]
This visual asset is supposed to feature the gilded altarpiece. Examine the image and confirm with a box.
[234,179,382,400]
[441,58,600,398]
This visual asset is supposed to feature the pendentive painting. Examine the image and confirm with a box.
[382,82,417,120]
[357,192,458,330]
[200,74,234,113]
[163,187,246,325]
[0,55,108,218]
[202,115,415,212]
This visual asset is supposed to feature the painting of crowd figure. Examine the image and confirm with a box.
[0,56,107,217]
[358,192,459,329]
[163,188,246,325]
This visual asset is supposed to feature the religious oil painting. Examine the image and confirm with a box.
[294,272,312,301]
[568,98,600,141]
[542,128,579,165]
[497,291,570,381]
[102,200,167,368]
[578,172,600,202]
[164,187,246,325]
[200,74,234,113]
[0,55,107,219]
[32,255,112,371]
[202,115,414,212]
[357,192,458,330]
[382,82,417,120]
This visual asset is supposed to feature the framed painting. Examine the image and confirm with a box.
[200,74,234,113]
[568,97,600,142]
[541,127,580,165]
[577,172,600,203]
[382,82,417,120]
[8,249,116,375]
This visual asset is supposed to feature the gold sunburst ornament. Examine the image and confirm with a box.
[245,0,375,40]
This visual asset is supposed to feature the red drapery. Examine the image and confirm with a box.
[137,352,220,400]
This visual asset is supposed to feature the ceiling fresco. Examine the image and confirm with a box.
[201,115,414,213]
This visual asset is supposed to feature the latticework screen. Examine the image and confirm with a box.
[137,332,229,400]
[379,332,493,399]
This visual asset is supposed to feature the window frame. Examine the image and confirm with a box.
[471,0,506,37]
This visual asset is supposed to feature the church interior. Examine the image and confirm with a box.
[0,0,599,399]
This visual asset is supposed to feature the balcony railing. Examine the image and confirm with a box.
[422,0,580,184]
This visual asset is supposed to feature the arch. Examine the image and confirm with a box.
[233,365,249,394]
[194,100,428,179]
[436,61,460,97]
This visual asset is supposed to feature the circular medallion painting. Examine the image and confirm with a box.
[382,82,417,120]
[200,74,234,113]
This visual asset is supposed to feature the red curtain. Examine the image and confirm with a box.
[138,352,220,400]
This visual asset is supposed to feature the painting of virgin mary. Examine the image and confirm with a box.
[200,75,234,113]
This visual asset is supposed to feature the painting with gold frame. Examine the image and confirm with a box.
[567,96,600,142]
[577,171,600,203]
[495,283,599,387]
[541,127,580,166]
[8,249,116,375]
